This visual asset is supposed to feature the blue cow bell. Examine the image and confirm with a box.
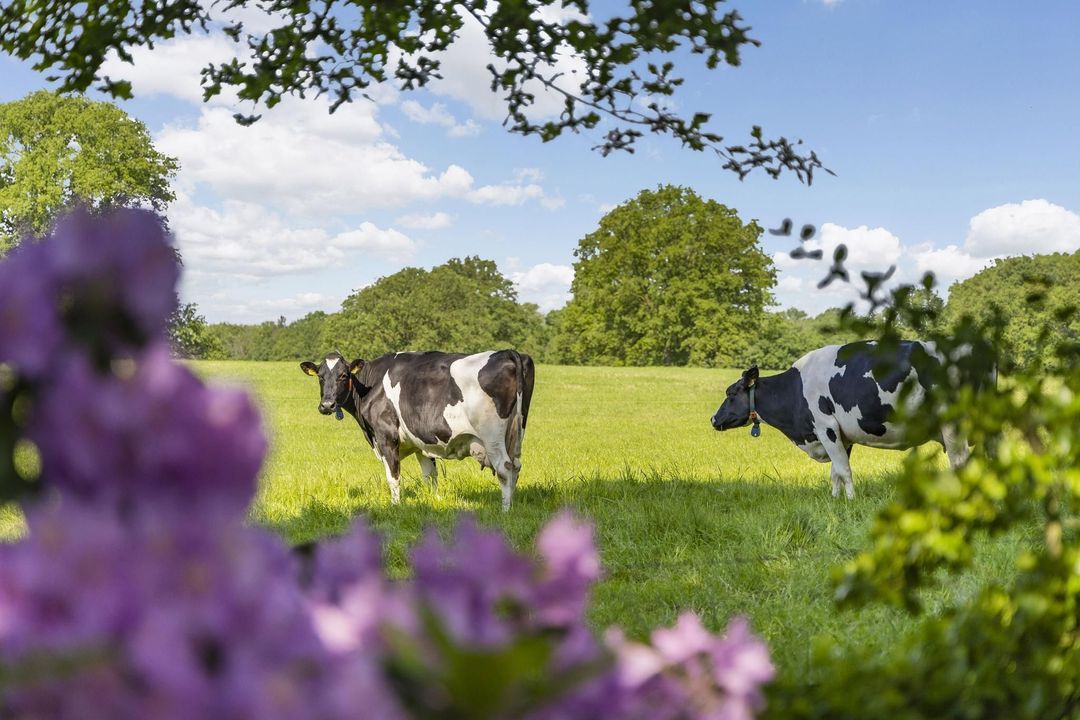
[335,408,344,421]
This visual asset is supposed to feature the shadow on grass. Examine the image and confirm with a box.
[261,468,1038,684]
[263,468,901,580]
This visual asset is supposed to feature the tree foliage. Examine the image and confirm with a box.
[319,256,547,359]
[945,251,1080,371]
[556,185,774,367]
[167,302,223,360]
[0,90,177,253]
[0,1,827,181]
[209,311,330,361]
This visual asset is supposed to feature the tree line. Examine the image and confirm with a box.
[204,186,1079,370]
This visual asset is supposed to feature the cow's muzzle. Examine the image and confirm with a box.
[711,414,741,431]
[319,402,336,415]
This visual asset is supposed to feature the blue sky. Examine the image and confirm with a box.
[3,0,1079,322]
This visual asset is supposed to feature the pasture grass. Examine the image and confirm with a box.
[0,361,1035,687]
[198,361,1034,679]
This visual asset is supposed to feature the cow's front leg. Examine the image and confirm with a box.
[377,441,402,504]
[941,424,970,469]
[819,428,855,499]
[418,455,438,492]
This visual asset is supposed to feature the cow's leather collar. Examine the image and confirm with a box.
[749,385,761,437]
[336,375,355,421]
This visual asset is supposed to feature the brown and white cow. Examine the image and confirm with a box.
[301,349,535,510]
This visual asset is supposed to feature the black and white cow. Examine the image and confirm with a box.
[301,349,535,510]
[711,341,980,498]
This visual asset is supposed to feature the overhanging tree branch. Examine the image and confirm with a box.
[0,0,832,182]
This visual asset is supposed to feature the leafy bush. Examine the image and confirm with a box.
[759,263,1079,718]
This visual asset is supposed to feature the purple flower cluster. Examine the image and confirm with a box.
[0,210,177,378]
[0,210,775,719]
[0,503,339,720]
[607,614,775,720]
[27,346,264,514]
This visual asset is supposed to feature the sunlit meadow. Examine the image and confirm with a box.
[132,361,1033,684]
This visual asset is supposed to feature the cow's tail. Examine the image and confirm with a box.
[505,350,535,467]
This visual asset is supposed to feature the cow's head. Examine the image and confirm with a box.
[300,352,364,415]
[711,365,758,431]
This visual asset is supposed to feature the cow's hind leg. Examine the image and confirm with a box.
[941,424,970,469]
[496,463,520,512]
[418,455,438,492]
[820,430,855,499]
[484,442,519,512]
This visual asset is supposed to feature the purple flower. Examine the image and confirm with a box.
[0,500,134,656]
[410,516,536,647]
[0,208,177,380]
[307,521,410,655]
[534,510,601,627]
[605,613,776,720]
[0,501,347,720]
[0,240,63,377]
[27,345,265,514]
[47,209,178,348]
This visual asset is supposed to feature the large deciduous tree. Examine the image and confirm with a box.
[0,1,827,182]
[321,256,546,358]
[945,251,1080,371]
[0,90,177,253]
[557,185,774,367]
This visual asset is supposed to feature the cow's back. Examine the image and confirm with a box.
[795,341,938,448]
[373,350,531,461]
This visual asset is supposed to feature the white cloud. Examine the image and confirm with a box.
[395,211,453,230]
[514,167,544,182]
[400,99,481,137]
[811,222,903,269]
[964,199,1080,257]
[533,2,590,24]
[774,201,1080,314]
[908,243,995,288]
[415,6,589,121]
[773,223,905,314]
[101,35,238,104]
[171,194,416,277]
[157,101,479,217]
[208,293,339,324]
[467,183,545,206]
[511,263,574,312]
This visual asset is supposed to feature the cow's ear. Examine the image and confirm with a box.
[300,361,319,377]
[744,365,759,386]
[349,359,365,376]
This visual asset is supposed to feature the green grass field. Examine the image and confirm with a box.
[2,361,1035,689]
[200,361,1032,682]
